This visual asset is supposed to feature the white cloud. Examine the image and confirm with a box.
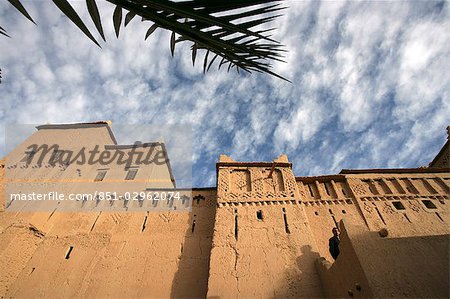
[0,1,449,186]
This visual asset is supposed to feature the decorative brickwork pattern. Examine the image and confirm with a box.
[231,170,251,193]
[382,202,395,214]
[363,202,373,213]
[408,200,421,212]
[250,169,264,193]
[348,179,368,196]
[281,168,297,197]
[217,168,229,195]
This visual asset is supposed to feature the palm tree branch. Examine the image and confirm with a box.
[3,0,289,81]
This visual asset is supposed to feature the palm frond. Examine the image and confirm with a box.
[4,0,289,81]
[52,0,101,47]
[7,0,36,24]
[86,0,106,41]
[0,25,10,38]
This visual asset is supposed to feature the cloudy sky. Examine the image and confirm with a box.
[1,1,449,187]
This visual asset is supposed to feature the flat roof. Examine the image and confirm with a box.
[339,167,449,174]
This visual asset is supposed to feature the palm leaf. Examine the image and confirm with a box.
[8,0,36,24]
[191,43,197,66]
[170,31,176,56]
[4,0,289,81]
[113,5,122,37]
[52,0,101,47]
[0,30,10,38]
[124,11,136,26]
[0,25,10,38]
[86,0,106,41]
[107,0,289,81]
[144,23,158,40]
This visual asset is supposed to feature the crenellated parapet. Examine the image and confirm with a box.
[296,175,353,202]
[341,169,450,236]
[216,154,299,204]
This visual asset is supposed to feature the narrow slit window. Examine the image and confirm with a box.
[256,210,264,220]
[282,208,290,234]
[141,213,148,232]
[191,215,197,233]
[125,169,138,180]
[374,205,386,225]
[94,170,107,182]
[234,209,238,240]
[436,212,444,222]
[65,246,74,259]
[404,214,412,223]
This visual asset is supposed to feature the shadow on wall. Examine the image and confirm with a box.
[170,202,216,298]
[316,220,450,298]
[272,245,323,298]
[315,221,372,298]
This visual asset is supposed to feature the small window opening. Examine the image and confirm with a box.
[314,211,319,216]
[191,218,196,233]
[342,209,346,214]
[392,201,405,210]
[141,213,148,232]
[422,200,437,209]
[234,209,238,240]
[125,169,138,180]
[256,210,264,220]
[94,170,107,182]
[282,207,290,234]
[65,246,74,259]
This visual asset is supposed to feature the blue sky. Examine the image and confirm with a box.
[1,1,449,187]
